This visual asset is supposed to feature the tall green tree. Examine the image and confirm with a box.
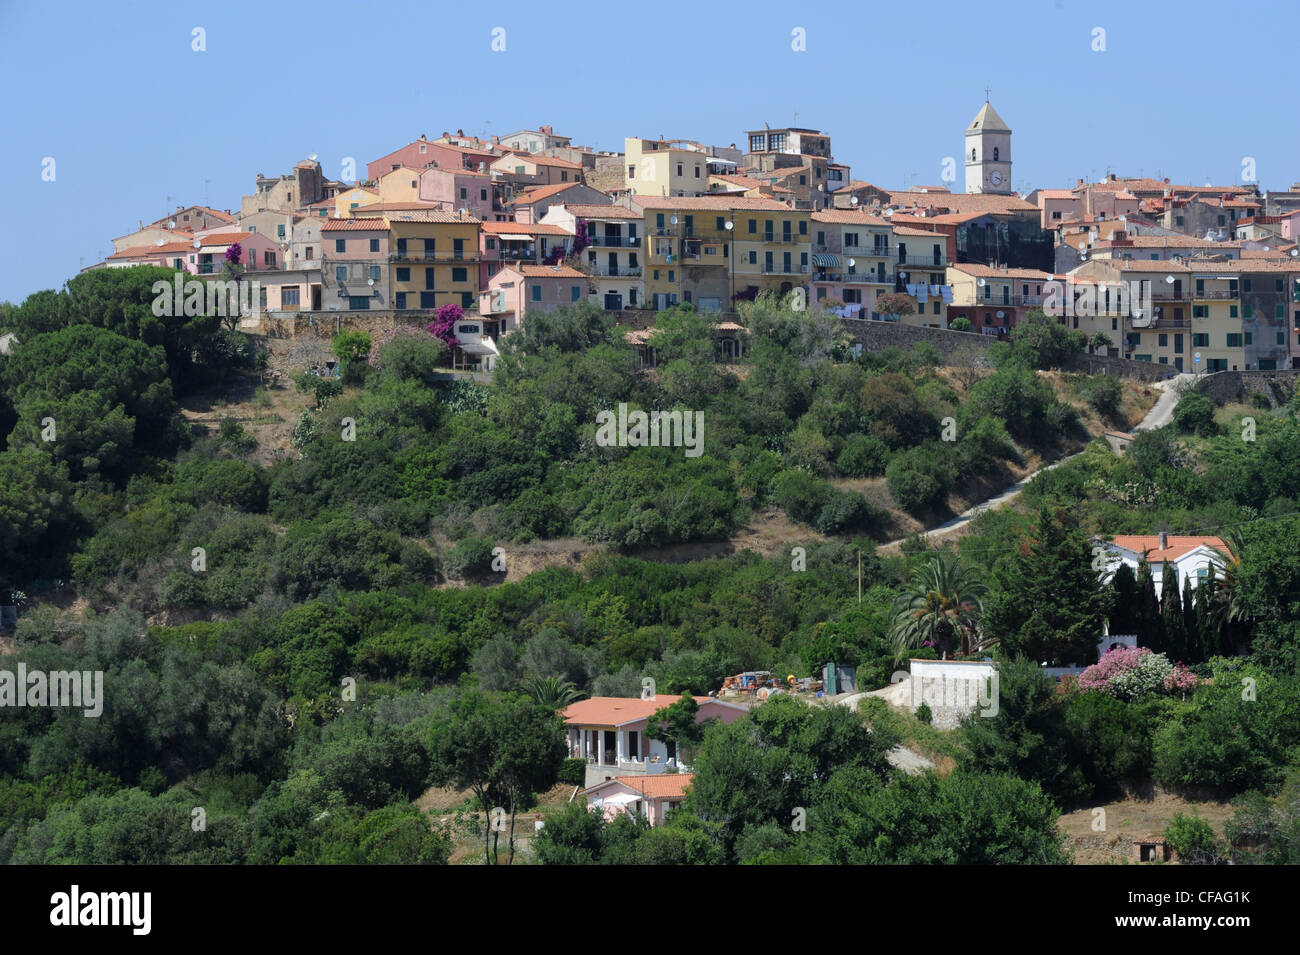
[427,691,566,865]
[1108,562,1141,636]
[1160,562,1186,661]
[1134,559,1163,652]
[982,507,1112,665]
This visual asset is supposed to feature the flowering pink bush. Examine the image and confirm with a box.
[1079,646,1195,702]
[1078,646,1150,693]
[427,303,462,348]
[1163,663,1200,694]
[225,242,243,265]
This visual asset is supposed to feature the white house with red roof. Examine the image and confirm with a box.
[561,695,748,787]
[582,773,695,826]
[1100,532,1230,594]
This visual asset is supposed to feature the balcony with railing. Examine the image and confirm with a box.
[896,253,947,267]
[488,245,538,261]
[588,234,639,247]
[390,249,481,263]
[841,245,894,259]
[588,266,643,278]
[1192,289,1238,300]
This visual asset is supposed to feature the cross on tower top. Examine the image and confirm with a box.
[984,85,991,102]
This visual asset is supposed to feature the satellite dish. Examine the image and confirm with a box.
[1291,249,1299,257]
[309,153,318,161]
[367,278,375,287]
[883,208,893,218]
[1119,215,1127,222]
[168,219,177,229]
[850,196,859,206]
[1165,274,1175,284]
[724,220,734,231]
[670,216,678,225]
[996,310,1005,319]
[155,238,165,246]
[192,238,201,249]
[847,258,856,268]
[899,271,908,281]
[976,278,986,287]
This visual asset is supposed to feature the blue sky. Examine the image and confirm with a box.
[2,0,1296,303]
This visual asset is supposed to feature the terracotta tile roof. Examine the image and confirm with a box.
[892,225,951,237]
[560,203,640,219]
[811,210,891,225]
[515,265,586,277]
[886,191,1037,214]
[109,244,180,260]
[1038,190,1077,200]
[562,695,686,726]
[712,173,764,189]
[1101,235,1237,248]
[192,206,236,223]
[348,200,442,212]
[630,194,794,212]
[608,774,695,800]
[321,217,389,232]
[480,221,572,235]
[1110,535,1228,562]
[950,264,1055,280]
[511,182,588,205]
[381,209,482,224]
[502,152,582,169]
[199,232,254,246]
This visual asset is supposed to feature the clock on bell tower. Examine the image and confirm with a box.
[965,96,1012,195]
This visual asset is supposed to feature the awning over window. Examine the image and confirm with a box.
[497,233,533,242]
[811,253,840,268]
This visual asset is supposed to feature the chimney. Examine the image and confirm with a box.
[1164,177,1170,184]
[541,125,552,135]
[1158,531,1168,551]
[457,128,464,137]
[1077,178,1084,187]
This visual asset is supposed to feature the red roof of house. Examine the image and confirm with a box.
[322,217,389,231]
[517,265,586,278]
[480,221,572,235]
[562,695,685,726]
[1111,536,1228,562]
[511,182,588,205]
[609,774,694,799]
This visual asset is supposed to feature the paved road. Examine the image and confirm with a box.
[1134,373,1194,431]
[880,374,1191,550]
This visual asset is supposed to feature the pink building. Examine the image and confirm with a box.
[508,182,610,224]
[367,135,494,181]
[479,263,587,337]
[419,167,495,221]
[106,231,282,274]
[479,221,573,286]
[583,774,695,827]
[490,151,584,187]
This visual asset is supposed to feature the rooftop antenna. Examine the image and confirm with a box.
[204,179,211,206]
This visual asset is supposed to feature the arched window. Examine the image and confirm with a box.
[993,147,999,161]
[971,148,976,161]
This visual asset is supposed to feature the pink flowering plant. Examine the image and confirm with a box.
[426,303,462,349]
[1078,646,1199,702]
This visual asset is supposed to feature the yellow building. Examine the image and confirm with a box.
[334,186,381,218]
[625,138,720,200]
[383,210,482,311]
[377,167,423,204]
[891,226,951,327]
[630,195,808,310]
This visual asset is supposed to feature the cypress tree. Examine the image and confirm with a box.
[1181,575,1198,662]
[1159,561,1184,661]
[1135,559,1162,652]
[1108,562,1141,636]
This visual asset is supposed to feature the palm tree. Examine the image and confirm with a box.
[889,553,989,658]
[1206,529,1250,639]
[521,674,583,711]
